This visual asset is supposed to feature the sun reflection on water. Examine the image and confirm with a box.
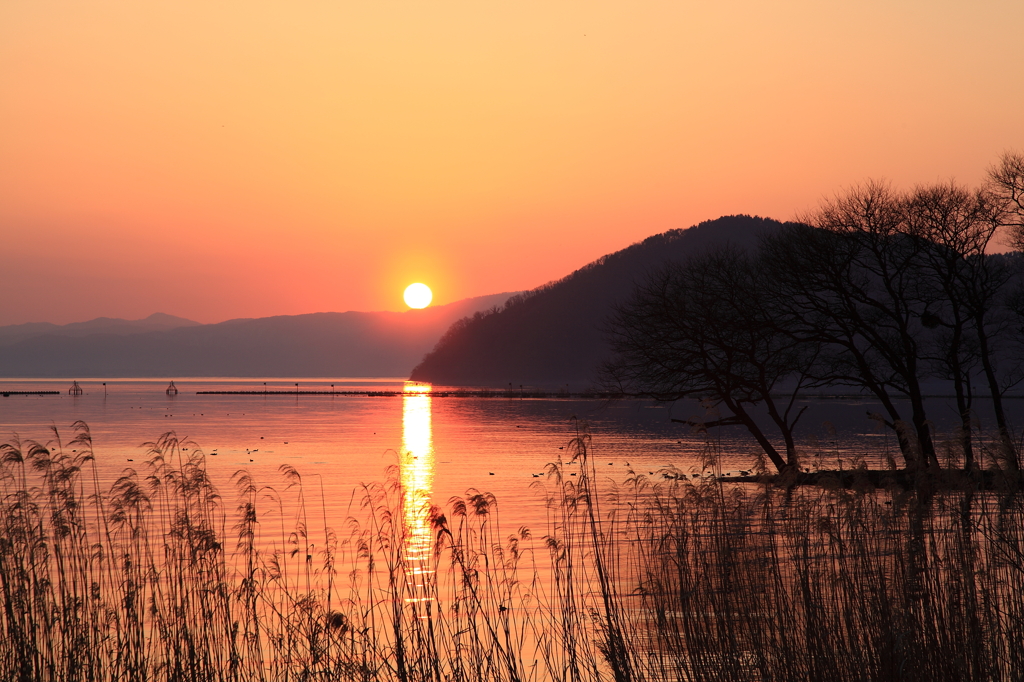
[401,383,434,604]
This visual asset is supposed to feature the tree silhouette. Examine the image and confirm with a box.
[763,183,940,471]
[905,181,1018,470]
[989,150,1024,249]
[608,170,1023,475]
[603,245,813,473]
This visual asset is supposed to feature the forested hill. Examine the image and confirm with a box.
[410,215,789,387]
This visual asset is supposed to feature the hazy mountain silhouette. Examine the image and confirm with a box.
[410,216,789,386]
[0,294,517,378]
[0,313,201,347]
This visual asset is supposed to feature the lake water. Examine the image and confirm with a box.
[2,377,1021,537]
[4,377,1023,680]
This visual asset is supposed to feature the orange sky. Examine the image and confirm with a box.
[2,1,1022,325]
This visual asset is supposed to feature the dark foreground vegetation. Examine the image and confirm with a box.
[607,152,1024,476]
[2,421,1023,681]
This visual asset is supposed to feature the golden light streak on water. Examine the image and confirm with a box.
[401,382,435,605]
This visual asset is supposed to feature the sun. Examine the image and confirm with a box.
[403,283,433,309]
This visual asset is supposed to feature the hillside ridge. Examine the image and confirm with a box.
[410,215,787,386]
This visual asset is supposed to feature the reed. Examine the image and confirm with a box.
[0,420,1021,681]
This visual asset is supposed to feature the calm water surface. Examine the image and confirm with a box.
[2,378,1019,536]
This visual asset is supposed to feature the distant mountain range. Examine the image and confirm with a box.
[411,215,788,387]
[0,312,202,345]
[0,294,516,378]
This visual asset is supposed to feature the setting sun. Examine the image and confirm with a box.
[403,283,433,309]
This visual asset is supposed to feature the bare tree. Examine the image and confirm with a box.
[763,182,941,471]
[988,150,1024,249]
[607,160,1022,477]
[905,181,1019,470]
[603,245,813,473]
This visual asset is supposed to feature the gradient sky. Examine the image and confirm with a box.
[2,1,1022,325]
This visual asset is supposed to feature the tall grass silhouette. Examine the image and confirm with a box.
[0,420,1022,681]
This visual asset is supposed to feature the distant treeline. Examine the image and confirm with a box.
[605,152,1024,475]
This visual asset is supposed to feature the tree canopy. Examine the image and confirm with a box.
[605,155,1024,474]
